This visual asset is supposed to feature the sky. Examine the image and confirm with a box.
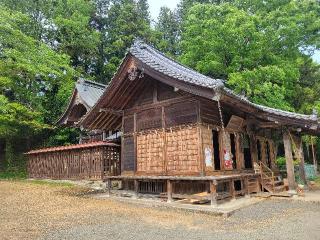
[148,0,179,21]
[147,0,320,63]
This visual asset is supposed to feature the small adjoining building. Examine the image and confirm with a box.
[26,79,121,181]
[27,40,319,206]
[57,78,110,143]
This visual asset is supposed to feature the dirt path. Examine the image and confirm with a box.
[1,180,320,240]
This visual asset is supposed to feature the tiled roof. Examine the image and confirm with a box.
[56,79,106,125]
[130,40,318,124]
[222,87,318,122]
[76,79,106,108]
[79,40,319,130]
[129,40,225,89]
[25,141,119,155]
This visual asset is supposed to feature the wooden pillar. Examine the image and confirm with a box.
[210,180,218,207]
[229,179,236,200]
[107,179,112,196]
[311,137,317,172]
[297,136,307,185]
[250,135,258,165]
[133,179,139,198]
[283,132,296,191]
[167,180,173,203]
[244,176,250,197]
[236,134,244,170]
[102,131,107,141]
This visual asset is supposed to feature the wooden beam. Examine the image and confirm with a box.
[258,122,281,129]
[283,132,296,191]
[99,108,123,116]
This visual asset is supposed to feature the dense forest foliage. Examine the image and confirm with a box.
[0,0,319,172]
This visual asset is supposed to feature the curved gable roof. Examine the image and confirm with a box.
[76,79,106,108]
[130,40,225,89]
[57,79,106,126]
[80,40,319,133]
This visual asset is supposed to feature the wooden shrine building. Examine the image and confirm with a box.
[80,40,319,204]
[27,40,319,205]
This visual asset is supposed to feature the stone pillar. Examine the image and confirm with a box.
[283,132,296,192]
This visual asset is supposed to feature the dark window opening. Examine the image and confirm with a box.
[212,130,220,170]
[277,143,285,157]
[234,180,242,191]
[243,135,252,169]
[257,139,262,162]
[217,182,228,193]
[230,134,237,169]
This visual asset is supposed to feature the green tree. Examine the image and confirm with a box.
[103,0,153,80]
[0,6,76,169]
[154,7,180,57]
[1,0,100,80]
[180,2,320,111]
[53,0,100,75]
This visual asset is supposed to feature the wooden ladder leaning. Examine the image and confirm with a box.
[259,162,285,193]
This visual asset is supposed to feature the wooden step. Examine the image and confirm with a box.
[273,180,284,186]
[273,185,285,192]
[271,192,292,197]
[264,180,283,186]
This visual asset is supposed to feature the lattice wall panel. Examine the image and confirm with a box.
[165,101,198,127]
[166,126,200,174]
[136,131,165,174]
[122,136,135,172]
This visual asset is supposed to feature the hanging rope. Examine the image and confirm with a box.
[287,129,302,164]
[217,99,232,168]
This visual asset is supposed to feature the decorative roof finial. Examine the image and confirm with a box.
[128,66,139,81]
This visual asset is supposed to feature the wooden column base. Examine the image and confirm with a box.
[107,179,112,196]
[210,180,218,207]
[133,179,139,199]
[230,179,236,200]
[167,180,173,203]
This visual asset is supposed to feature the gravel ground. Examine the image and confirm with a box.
[1,180,320,240]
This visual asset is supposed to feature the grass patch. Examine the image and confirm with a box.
[0,170,27,180]
[26,179,75,188]
[0,170,74,188]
